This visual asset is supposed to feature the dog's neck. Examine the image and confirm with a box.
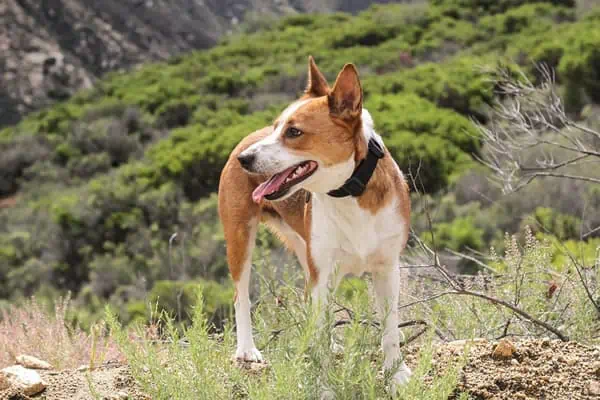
[312,109,392,212]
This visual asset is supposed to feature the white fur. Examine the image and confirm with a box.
[309,112,412,388]
[234,218,263,362]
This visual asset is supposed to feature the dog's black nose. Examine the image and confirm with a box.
[237,153,256,171]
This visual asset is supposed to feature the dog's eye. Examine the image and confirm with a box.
[285,127,303,138]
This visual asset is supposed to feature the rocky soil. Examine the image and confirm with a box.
[404,338,600,400]
[0,0,398,128]
[1,338,598,399]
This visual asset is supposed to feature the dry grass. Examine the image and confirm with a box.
[0,294,123,369]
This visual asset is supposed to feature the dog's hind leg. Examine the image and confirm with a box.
[223,215,263,362]
[373,265,412,391]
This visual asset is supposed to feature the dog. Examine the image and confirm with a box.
[218,56,412,389]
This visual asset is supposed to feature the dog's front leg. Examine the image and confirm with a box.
[226,219,263,363]
[234,263,263,362]
[373,265,412,390]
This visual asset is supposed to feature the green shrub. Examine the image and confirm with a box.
[479,3,574,35]
[367,93,481,154]
[508,18,600,109]
[149,279,233,327]
[430,0,575,20]
[147,109,277,199]
[428,216,485,252]
[329,19,403,49]
[558,24,600,103]
[522,207,583,241]
[0,136,52,196]
[364,56,496,120]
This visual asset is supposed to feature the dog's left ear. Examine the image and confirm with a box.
[328,64,362,121]
[305,56,330,97]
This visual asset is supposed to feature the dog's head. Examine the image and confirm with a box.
[239,56,367,203]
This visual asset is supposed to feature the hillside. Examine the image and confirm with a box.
[0,0,599,343]
[0,0,396,128]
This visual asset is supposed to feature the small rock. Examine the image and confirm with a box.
[16,354,53,370]
[0,373,9,390]
[589,381,600,396]
[565,357,578,366]
[511,359,519,366]
[104,390,129,400]
[592,361,600,377]
[0,365,46,396]
[492,339,516,360]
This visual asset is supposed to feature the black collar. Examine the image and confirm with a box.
[327,138,385,198]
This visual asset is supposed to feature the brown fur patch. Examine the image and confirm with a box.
[277,97,357,167]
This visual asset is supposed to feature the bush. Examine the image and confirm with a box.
[558,24,600,103]
[0,136,52,196]
[147,109,277,200]
[367,93,481,154]
[364,56,495,120]
[148,280,233,328]
[507,18,600,109]
[522,207,582,241]
[429,0,575,20]
[387,131,475,193]
[479,3,574,35]
[428,216,485,252]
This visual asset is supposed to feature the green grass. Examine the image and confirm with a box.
[107,281,468,400]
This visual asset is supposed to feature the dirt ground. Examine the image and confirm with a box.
[1,339,599,399]
[403,338,600,400]
[0,361,148,400]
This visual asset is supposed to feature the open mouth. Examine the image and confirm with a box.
[252,161,318,203]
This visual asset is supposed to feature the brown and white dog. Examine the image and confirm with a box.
[218,56,412,388]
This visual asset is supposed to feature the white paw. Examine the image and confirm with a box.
[331,340,345,355]
[320,388,335,400]
[235,347,264,363]
[391,363,412,391]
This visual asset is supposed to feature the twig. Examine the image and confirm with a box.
[445,248,499,275]
[451,289,569,341]
[400,327,428,347]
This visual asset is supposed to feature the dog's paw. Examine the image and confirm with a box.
[320,388,335,400]
[331,340,345,355]
[235,347,264,363]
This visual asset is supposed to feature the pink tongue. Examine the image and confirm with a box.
[252,165,296,203]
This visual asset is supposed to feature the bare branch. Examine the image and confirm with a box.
[477,63,600,194]
[445,248,500,275]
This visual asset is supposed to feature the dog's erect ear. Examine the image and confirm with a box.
[305,56,329,97]
[328,64,362,121]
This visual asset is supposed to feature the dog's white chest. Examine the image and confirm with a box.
[310,194,405,274]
